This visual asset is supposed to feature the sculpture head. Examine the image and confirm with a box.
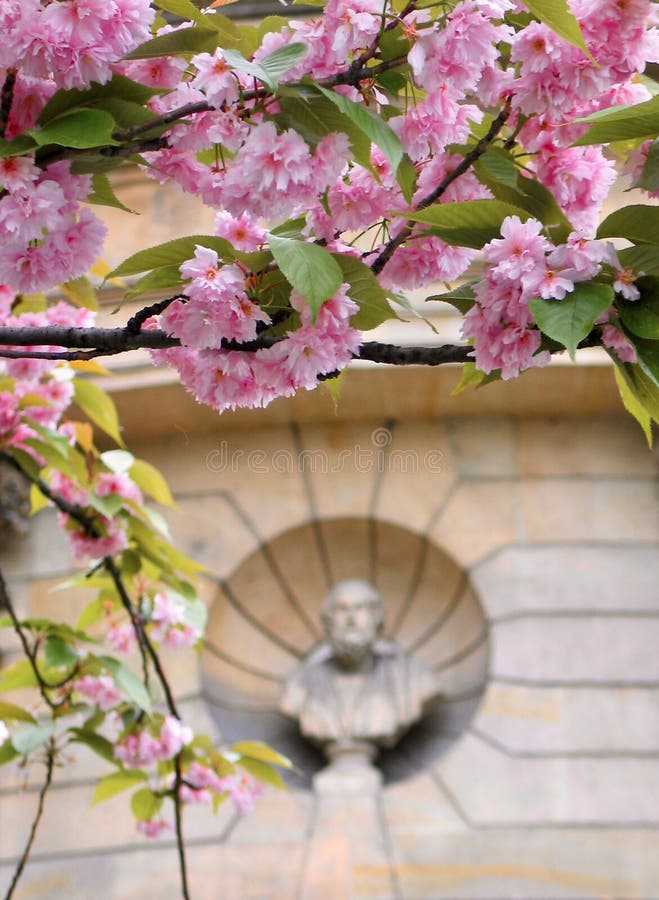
[321,580,384,668]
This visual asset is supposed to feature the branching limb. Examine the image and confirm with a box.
[3,739,56,900]
[0,567,68,711]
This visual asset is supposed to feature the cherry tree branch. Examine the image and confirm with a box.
[0,323,603,366]
[0,459,189,899]
[3,738,56,900]
[0,566,71,711]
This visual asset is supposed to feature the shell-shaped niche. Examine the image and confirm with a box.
[201,517,488,785]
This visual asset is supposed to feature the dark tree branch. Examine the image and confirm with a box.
[0,69,16,140]
[358,341,472,365]
[126,296,183,334]
[4,739,55,900]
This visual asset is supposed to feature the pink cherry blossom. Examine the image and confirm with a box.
[601,324,638,363]
[137,819,171,839]
[158,716,193,760]
[75,675,122,711]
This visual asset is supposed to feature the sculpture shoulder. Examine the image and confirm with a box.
[278,643,333,717]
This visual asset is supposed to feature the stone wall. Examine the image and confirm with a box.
[1,400,657,899]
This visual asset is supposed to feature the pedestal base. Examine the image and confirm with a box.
[312,741,383,796]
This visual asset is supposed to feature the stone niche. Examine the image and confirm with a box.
[201,516,489,786]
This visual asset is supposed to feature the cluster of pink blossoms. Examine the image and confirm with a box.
[75,674,123,711]
[148,592,200,649]
[0,160,107,294]
[177,765,264,814]
[154,245,361,413]
[0,0,154,92]
[0,289,93,451]
[114,716,193,767]
[47,468,143,561]
[462,217,640,379]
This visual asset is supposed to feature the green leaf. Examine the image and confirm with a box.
[529,284,615,359]
[618,276,659,340]
[572,95,659,146]
[0,740,19,767]
[635,337,659,386]
[614,364,653,446]
[238,757,287,790]
[77,597,109,632]
[92,769,147,804]
[451,362,486,395]
[60,276,99,312]
[630,363,659,421]
[124,26,220,60]
[129,459,176,507]
[277,93,372,173]
[523,0,591,57]
[107,235,267,279]
[315,85,404,173]
[233,741,293,769]
[427,282,477,315]
[155,0,219,30]
[637,138,659,193]
[396,153,417,204]
[0,134,37,159]
[223,44,307,90]
[124,266,185,302]
[30,483,50,515]
[73,379,124,447]
[0,659,39,692]
[598,205,659,245]
[30,109,117,149]
[405,200,530,249]
[618,245,659,276]
[269,235,343,319]
[68,727,117,765]
[87,173,134,214]
[44,636,78,670]
[0,702,36,724]
[332,255,392,330]
[131,787,163,821]
[100,656,151,711]
[12,723,54,756]
[38,76,160,125]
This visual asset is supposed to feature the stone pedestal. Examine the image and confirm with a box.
[313,742,383,796]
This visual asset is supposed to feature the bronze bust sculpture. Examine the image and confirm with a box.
[279,580,442,792]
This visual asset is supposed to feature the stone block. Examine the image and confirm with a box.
[428,481,522,568]
[371,421,456,535]
[517,416,656,477]
[520,479,658,543]
[391,829,658,899]
[476,684,659,753]
[437,734,659,824]
[446,417,518,478]
[490,616,659,683]
[473,544,659,619]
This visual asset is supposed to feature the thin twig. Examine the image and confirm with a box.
[371,97,513,274]
[126,296,183,334]
[0,567,67,710]
[4,739,56,900]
